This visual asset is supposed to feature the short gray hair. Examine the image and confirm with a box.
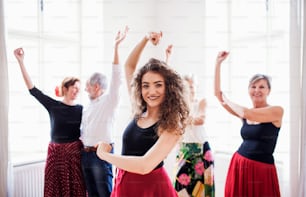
[249,74,271,89]
[89,72,108,90]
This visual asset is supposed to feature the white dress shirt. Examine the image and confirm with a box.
[80,64,123,146]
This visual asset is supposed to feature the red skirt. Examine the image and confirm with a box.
[44,140,86,197]
[111,167,178,197]
[225,152,280,197]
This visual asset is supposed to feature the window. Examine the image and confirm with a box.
[6,3,290,190]
[6,0,111,165]
[201,0,289,194]
[203,0,289,154]
[7,0,83,164]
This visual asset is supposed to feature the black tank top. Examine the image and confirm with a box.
[121,119,163,169]
[237,119,280,164]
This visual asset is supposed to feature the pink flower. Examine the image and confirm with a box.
[178,173,191,186]
[194,161,204,175]
[204,150,214,162]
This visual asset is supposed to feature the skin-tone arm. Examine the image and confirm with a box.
[97,129,180,175]
[214,51,241,117]
[191,98,206,126]
[165,44,173,65]
[215,51,284,127]
[243,106,283,127]
[222,93,283,127]
[14,48,34,90]
[124,31,162,94]
[113,26,129,65]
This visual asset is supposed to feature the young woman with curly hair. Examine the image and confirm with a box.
[96,31,189,197]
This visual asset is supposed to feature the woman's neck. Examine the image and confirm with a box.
[141,108,160,121]
[253,102,268,108]
[62,98,75,106]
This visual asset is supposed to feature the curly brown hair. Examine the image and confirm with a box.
[130,58,190,136]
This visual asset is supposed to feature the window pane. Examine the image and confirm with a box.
[8,39,49,164]
[6,0,38,33]
[43,0,80,40]
[41,41,81,102]
[7,0,82,164]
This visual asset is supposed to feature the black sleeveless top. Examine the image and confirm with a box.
[237,119,280,164]
[121,119,163,169]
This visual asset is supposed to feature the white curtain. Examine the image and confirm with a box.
[0,0,9,196]
[289,0,306,196]
[299,0,306,196]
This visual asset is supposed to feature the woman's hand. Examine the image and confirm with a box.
[96,142,112,160]
[14,48,25,62]
[165,44,173,64]
[146,31,163,45]
[192,115,205,125]
[115,26,129,47]
[165,44,172,57]
[216,51,229,65]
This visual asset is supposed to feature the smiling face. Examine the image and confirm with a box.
[248,78,270,106]
[64,81,80,101]
[85,80,100,100]
[85,72,107,100]
[141,71,166,109]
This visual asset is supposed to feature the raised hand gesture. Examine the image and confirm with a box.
[14,48,25,62]
[146,31,162,45]
[216,51,229,65]
[115,26,129,47]
[165,44,173,64]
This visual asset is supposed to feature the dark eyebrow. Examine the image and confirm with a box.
[154,80,163,84]
[142,80,164,84]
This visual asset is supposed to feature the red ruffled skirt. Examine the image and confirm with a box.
[111,167,178,197]
[44,140,86,197]
[225,152,280,197]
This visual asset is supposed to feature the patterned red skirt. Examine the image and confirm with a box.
[111,167,178,197]
[44,140,86,197]
[225,152,280,197]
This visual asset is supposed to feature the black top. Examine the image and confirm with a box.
[237,119,280,164]
[30,87,83,143]
[121,119,163,169]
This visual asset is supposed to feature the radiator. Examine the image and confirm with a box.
[13,161,45,197]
